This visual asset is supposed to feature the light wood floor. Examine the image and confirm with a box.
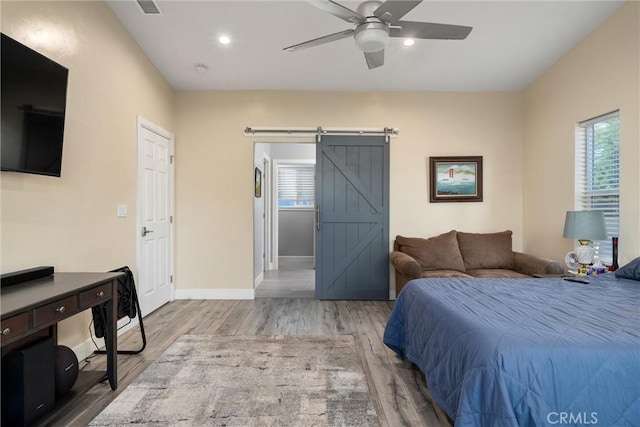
[255,260,315,298]
[53,298,452,426]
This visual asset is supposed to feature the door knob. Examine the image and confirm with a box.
[142,226,154,237]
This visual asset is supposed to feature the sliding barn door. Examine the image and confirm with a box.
[315,135,389,300]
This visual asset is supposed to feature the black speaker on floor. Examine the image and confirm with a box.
[55,345,79,396]
[1,337,56,426]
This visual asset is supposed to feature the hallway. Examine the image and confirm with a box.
[255,260,314,299]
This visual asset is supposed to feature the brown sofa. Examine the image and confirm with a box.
[391,230,564,294]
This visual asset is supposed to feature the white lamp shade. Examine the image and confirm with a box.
[562,210,608,241]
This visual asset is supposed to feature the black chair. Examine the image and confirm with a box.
[92,266,146,355]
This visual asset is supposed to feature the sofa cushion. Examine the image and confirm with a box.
[457,230,515,270]
[466,268,530,278]
[396,230,466,272]
[421,270,472,279]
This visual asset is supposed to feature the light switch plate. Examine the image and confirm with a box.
[117,204,127,218]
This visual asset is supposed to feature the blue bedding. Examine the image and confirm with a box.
[383,275,640,426]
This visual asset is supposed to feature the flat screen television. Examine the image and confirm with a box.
[1,33,69,177]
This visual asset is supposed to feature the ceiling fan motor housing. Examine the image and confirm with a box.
[357,0,384,17]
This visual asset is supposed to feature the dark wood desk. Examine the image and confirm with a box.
[1,273,122,392]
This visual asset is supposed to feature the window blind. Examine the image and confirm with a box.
[575,111,619,262]
[278,164,315,208]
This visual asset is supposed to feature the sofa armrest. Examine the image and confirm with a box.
[390,251,422,295]
[513,252,564,276]
[390,251,421,279]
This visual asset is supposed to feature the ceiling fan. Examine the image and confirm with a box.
[283,0,472,69]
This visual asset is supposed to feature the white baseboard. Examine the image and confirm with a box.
[254,271,264,287]
[174,288,255,300]
[279,256,314,263]
[72,338,104,363]
[72,317,141,363]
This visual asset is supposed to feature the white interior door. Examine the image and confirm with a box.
[137,117,174,316]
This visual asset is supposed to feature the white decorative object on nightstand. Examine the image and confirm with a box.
[562,210,608,276]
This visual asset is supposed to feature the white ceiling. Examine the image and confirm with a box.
[107,0,624,92]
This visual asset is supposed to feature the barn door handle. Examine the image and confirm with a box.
[315,206,321,231]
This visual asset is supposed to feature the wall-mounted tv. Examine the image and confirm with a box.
[1,33,69,177]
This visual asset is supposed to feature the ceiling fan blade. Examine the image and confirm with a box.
[364,50,384,69]
[307,0,365,24]
[374,1,422,23]
[283,29,355,52]
[390,21,472,40]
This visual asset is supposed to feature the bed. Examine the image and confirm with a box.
[383,273,640,426]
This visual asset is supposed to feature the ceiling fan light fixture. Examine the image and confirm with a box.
[354,23,389,53]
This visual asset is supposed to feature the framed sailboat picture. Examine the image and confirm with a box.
[429,156,483,203]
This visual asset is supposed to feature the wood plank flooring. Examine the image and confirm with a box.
[50,266,451,427]
[255,260,315,298]
[51,298,452,427]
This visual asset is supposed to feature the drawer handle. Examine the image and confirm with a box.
[97,291,105,298]
[56,306,66,314]
[2,328,10,336]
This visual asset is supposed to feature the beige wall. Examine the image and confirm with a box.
[522,1,640,265]
[1,1,174,351]
[175,91,523,293]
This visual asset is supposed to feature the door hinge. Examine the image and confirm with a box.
[170,275,173,283]
[170,155,175,164]
[170,215,173,224]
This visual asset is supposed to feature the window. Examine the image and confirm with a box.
[575,111,619,262]
[277,164,315,208]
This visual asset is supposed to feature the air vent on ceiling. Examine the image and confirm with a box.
[136,0,162,15]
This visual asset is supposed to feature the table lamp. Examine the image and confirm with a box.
[562,210,607,275]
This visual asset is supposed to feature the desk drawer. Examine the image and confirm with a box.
[1,313,29,343]
[34,296,78,328]
[80,283,112,309]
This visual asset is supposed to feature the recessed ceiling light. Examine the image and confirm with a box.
[403,39,415,47]
[219,35,231,45]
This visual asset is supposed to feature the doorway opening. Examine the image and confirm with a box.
[253,142,316,298]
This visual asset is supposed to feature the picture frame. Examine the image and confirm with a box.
[254,167,262,198]
[429,156,483,203]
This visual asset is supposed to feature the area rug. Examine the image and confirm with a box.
[90,335,379,426]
